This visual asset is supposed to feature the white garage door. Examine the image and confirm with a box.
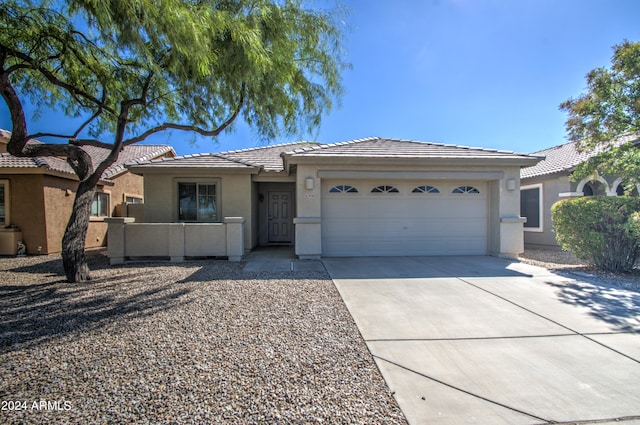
[322,180,488,256]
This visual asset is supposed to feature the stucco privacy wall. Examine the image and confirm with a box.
[293,162,526,259]
[141,171,254,252]
[106,217,245,263]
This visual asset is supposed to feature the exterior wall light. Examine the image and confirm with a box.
[305,178,315,190]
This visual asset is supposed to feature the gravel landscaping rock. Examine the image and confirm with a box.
[0,252,407,424]
[519,248,639,292]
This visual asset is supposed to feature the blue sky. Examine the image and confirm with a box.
[2,0,639,156]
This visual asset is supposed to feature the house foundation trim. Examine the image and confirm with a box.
[293,217,321,260]
[496,216,527,259]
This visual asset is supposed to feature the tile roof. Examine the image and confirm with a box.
[520,134,639,179]
[129,137,542,173]
[129,153,258,169]
[0,131,175,181]
[221,142,321,171]
[132,141,321,172]
[284,137,537,160]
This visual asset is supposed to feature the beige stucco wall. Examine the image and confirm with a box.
[142,171,254,251]
[0,168,152,255]
[42,175,78,253]
[8,175,48,254]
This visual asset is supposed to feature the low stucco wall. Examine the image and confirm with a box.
[106,217,245,263]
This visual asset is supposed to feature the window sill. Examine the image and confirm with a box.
[90,216,108,222]
[523,227,544,233]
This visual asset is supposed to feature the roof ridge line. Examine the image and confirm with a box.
[122,146,175,165]
[220,140,319,155]
[215,152,261,168]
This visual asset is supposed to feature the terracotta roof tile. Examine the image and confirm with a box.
[0,131,175,180]
[220,141,321,171]
[132,141,321,172]
[130,153,257,169]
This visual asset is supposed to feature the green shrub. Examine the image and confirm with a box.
[551,196,640,273]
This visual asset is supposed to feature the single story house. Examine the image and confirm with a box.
[520,135,640,249]
[109,137,541,262]
[0,129,175,255]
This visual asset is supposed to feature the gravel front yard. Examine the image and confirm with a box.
[519,248,639,291]
[0,252,406,424]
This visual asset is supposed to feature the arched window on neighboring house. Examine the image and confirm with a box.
[583,183,594,196]
[615,182,639,196]
[577,177,610,196]
[581,181,607,196]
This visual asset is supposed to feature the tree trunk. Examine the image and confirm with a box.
[61,180,96,282]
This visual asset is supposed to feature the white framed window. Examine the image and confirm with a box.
[412,185,440,194]
[452,185,480,194]
[520,183,543,232]
[0,179,9,225]
[178,181,219,222]
[371,185,399,193]
[329,185,358,193]
[124,194,143,204]
[91,192,110,217]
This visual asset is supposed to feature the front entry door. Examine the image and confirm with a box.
[268,191,293,243]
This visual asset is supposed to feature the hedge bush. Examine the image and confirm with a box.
[551,196,640,273]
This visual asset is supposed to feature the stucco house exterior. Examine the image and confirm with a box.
[520,136,640,249]
[109,137,541,263]
[0,129,175,255]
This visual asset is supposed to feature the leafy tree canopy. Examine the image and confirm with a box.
[0,0,347,282]
[1,0,347,146]
[560,40,640,190]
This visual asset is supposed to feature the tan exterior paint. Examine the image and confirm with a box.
[7,174,48,253]
[292,161,526,259]
[0,158,162,255]
[141,169,256,251]
[123,141,537,262]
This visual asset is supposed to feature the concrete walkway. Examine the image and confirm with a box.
[323,256,640,425]
[243,246,325,272]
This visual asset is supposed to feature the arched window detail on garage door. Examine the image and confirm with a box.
[329,185,358,193]
[452,185,480,194]
[412,185,440,194]
[371,185,400,193]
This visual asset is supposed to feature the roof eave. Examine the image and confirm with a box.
[283,155,542,168]
[127,164,261,176]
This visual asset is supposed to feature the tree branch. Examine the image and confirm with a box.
[123,83,246,145]
[3,47,117,116]
[72,90,107,138]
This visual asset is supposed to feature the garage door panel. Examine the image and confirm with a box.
[322,180,488,256]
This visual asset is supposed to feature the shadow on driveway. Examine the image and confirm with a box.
[544,278,640,332]
[323,255,532,279]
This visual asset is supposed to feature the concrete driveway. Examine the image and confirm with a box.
[323,256,640,425]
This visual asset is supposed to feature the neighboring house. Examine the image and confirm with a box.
[0,129,175,255]
[520,136,640,249]
[112,137,541,262]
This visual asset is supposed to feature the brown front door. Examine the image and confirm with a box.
[268,191,293,243]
